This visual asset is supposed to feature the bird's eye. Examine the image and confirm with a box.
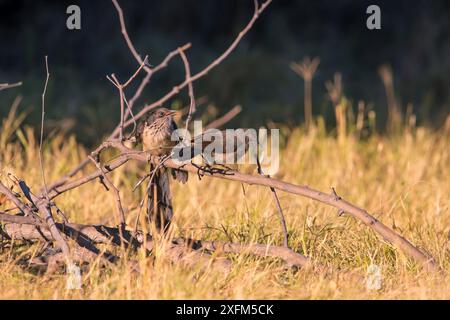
[158,111,164,117]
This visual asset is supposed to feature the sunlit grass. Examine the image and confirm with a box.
[0,109,449,299]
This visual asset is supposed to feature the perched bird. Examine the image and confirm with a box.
[136,108,187,232]
[135,107,254,231]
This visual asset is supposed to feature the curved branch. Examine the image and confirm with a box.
[110,144,438,272]
[38,139,438,272]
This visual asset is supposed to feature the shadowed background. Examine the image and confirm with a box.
[0,0,449,145]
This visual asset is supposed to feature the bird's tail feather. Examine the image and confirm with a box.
[171,169,188,183]
[147,165,173,232]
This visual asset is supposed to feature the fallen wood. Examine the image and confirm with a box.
[0,213,310,269]
[173,238,310,269]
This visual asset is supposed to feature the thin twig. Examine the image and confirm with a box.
[48,154,130,199]
[106,56,148,141]
[37,56,72,265]
[270,187,289,248]
[39,56,50,196]
[111,0,151,73]
[123,55,149,88]
[257,158,289,248]
[0,82,22,91]
[178,49,195,134]
[88,154,126,229]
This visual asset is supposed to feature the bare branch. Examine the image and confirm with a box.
[48,154,130,199]
[270,187,289,248]
[36,56,72,265]
[0,213,309,269]
[126,43,192,121]
[111,0,151,73]
[0,82,22,91]
[88,154,126,229]
[113,143,437,271]
[39,56,50,196]
[178,49,196,133]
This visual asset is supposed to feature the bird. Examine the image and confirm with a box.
[136,108,187,232]
[135,107,254,232]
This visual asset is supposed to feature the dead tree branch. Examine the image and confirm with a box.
[36,56,72,265]
[270,187,289,248]
[0,213,308,269]
[111,0,151,73]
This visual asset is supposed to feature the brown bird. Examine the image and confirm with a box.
[136,108,187,232]
[136,107,254,231]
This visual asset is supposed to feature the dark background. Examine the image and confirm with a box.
[1,0,449,144]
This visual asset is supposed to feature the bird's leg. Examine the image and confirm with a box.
[331,187,341,201]
[331,187,345,216]
[191,162,204,180]
[213,163,233,172]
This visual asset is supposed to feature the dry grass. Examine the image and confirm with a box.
[0,107,449,299]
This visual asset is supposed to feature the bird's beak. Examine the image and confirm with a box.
[169,110,182,122]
